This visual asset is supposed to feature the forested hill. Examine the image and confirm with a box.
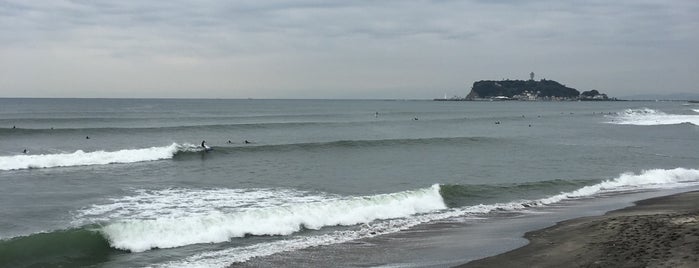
[466,79,580,99]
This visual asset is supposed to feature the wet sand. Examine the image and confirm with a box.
[459,191,699,268]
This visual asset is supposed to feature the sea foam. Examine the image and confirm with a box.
[608,108,699,126]
[154,168,699,268]
[94,168,699,256]
[94,185,445,252]
[0,143,198,171]
[537,167,699,205]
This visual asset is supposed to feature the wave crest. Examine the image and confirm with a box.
[96,185,445,252]
[160,168,699,267]
[0,143,200,171]
[5,168,698,267]
[608,108,699,126]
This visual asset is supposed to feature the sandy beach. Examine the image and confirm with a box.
[459,190,699,268]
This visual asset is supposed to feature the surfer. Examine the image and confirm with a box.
[244,140,251,144]
[227,140,232,144]
[86,136,90,139]
[22,149,27,154]
[201,140,214,151]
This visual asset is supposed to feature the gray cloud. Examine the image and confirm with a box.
[0,0,697,98]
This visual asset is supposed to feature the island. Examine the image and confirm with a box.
[466,79,580,101]
[435,74,614,101]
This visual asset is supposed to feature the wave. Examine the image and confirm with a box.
[440,168,699,213]
[607,108,699,126]
[0,118,411,134]
[438,179,594,207]
[0,137,497,170]
[97,185,445,252]
[0,113,534,135]
[158,167,699,267]
[0,228,113,267]
[4,168,698,267]
[174,137,496,157]
[0,143,201,171]
[93,168,699,254]
[0,121,330,134]
[535,167,699,204]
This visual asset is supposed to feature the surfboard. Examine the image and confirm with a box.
[204,145,213,152]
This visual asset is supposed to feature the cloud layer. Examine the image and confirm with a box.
[1,0,697,98]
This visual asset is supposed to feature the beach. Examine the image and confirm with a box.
[460,190,699,268]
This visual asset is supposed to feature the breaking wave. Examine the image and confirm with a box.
[3,168,698,267]
[0,143,200,171]
[608,108,699,126]
[158,168,699,267]
[96,168,699,254]
[92,185,445,252]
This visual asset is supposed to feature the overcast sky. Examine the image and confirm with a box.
[1,0,697,99]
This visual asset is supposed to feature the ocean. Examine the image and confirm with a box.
[1,98,698,268]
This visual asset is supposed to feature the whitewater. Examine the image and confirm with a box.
[52,168,699,260]
[0,143,199,170]
[609,108,699,126]
[147,168,699,267]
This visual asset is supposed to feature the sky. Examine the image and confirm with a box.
[0,0,697,99]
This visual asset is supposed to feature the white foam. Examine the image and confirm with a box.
[608,108,699,125]
[693,109,699,113]
[151,168,699,268]
[153,213,457,268]
[69,167,696,267]
[537,167,699,205]
[74,188,328,222]
[93,185,445,252]
[154,168,699,268]
[0,143,198,170]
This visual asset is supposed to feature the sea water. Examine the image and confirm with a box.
[0,99,698,267]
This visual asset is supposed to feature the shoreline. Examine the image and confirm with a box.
[458,190,699,268]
